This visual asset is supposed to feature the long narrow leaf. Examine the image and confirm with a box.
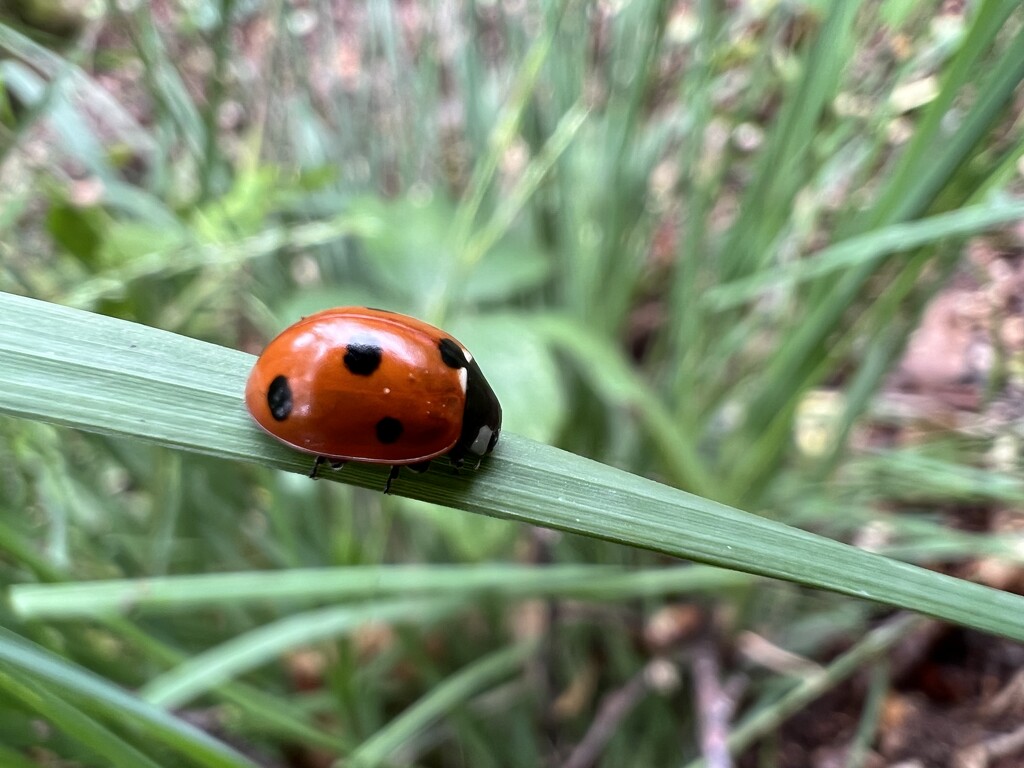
[9,564,750,618]
[705,198,1024,309]
[139,598,462,709]
[3,293,1024,641]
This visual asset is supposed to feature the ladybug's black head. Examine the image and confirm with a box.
[450,356,502,467]
[436,337,501,467]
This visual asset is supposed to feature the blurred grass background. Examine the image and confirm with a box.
[0,0,1023,765]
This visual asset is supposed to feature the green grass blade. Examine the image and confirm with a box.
[449,0,566,256]
[103,619,354,752]
[9,564,750,618]
[866,0,1021,225]
[122,4,207,162]
[461,100,589,270]
[0,516,352,752]
[0,627,260,768]
[718,0,863,280]
[3,292,1024,641]
[705,198,1024,310]
[891,21,1024,221]
[198,0,235,202]
[139,598,462,710]
[348,642,536,767]
[0,669,164,768]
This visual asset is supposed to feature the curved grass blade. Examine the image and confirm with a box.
[3,292,1024,641]
[139,597,462,710]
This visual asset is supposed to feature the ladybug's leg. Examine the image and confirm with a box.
[408,461,431,474]
[309,456,325,479]
[310,457,346,479]
[384,465,401,494]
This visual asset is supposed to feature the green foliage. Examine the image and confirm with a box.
[1,0,1023,765]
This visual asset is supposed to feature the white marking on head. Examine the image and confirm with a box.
[470,425,493,456]
[461,346,473,363]
[458,367,468,394]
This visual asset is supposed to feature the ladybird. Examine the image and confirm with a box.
[245,307,502,491]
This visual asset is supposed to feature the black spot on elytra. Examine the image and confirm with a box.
[439,338,468,369]
[376,416,403,444]
[267,375,292,421]
[344,343,383,376]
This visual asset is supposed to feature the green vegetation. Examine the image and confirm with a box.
[1,0,1023,765]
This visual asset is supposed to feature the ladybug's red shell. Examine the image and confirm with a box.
[245,307,501,465]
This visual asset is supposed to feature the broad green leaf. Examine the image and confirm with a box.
[45,201,105,266]
[451,313,566,444]
[350,196,550,308]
